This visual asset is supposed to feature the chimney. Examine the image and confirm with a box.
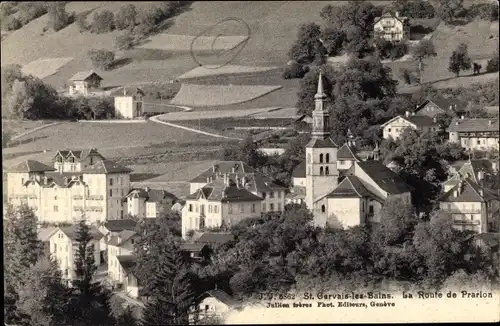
[206,176,211,184]
[478,171,484,181]
[235,177,241,188]
[488,120,492,126]
[449,105,453,110]
[123,87,126,96]
[212,165,217,173]
[405,111,410,117]
[455,121,459,126]
[460,115,464,120]
[395,11,399,17]
[144,186,150,193]
[479,189,484,197]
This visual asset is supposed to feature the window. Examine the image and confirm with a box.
[320,167,324,176]
[270,203,275,211]
[321,205,326,213]
[270,191,275,198]
[262,192,267,199]
[251,203,256,213]
[214,205,218,214]
[119,177,122,185]
[239,204,244,213]
[307,153,312,163]
[189,204,193,212]
[369,205,374,214]
[277,203,281,211]
[228,204,233,214]
[339,160,345,165]
[388,128,391,132]
[319,154,324,163]
[208,205,212,213]
[121,189,124,196]
[90,156,94,165]
[195,204,199,213]
[262,203,266,212]
[326,153,330,163]
[109,189,113,197]
[54,196,58,200]
[54,205,59,212]
[325,167,329,175]
[131,239,134,245]
[205,305,210,311]
[477,140,481,145]
[110,178,113,186]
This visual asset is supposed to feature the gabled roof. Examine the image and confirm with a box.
[458,159,496,183]
[306,137,338,148]
[190,161,286,192]
[195,232,234,245]
[292,161,306,178]
[53,148,104,162]
[40,172,84,188]
[380,115,437,128]
[81,160,132,174]
[116,255,137,274]
[57,224,104,241]
[447,118,499,133]
[355,161,412,194]
[107,229,138,247]
[414,97,467,114]
[111,86,145,97]
[125,188,177,203]
[439,178,498,202]
[6,160,56,173]
[103,219,137,233]
[69,70,103,81]
[198,289,238,307]
[186,179,263,203]
[327,176,373,198]
[337,143,361,161]
[374,12,409,24]
[38,227,58,242]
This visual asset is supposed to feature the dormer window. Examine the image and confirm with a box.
[70,157,75,163]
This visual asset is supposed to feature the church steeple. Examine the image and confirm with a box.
[312,72,330,139]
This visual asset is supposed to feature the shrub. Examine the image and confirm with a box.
[466,3,499,22]
[2,15,22,31]
[47,2,73,32]
[17,2,47,26]
[88,49,115,71]
[321,27,346,56]
[486,53,499,73]
[389,42,408,60]
[115,4,137,30]
[115,33,134,50]
[400,68,412,85]
[75,14,89,32]
[282,63,309,79]
[90,9,115,34]
[394,0,436,19]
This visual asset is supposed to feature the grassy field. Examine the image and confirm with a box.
[139,34,249,52]
[170,84,282,107]
[21,57,74,79]
[158,107,274,121]
[177,65,279,80]
[175,117,295,131]
[3,120,56,137]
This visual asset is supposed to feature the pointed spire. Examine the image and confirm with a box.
[315,71,326,100]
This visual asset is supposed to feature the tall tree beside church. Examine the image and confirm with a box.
[68,220,115,326]
[140,231,196,325]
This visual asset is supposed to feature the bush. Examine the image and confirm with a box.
[115,4,137,30]
[17,2,47,26]
[389,42,408,60]
[486,53,499,73]
[321,27,346,56]
[88,49,115,71]
[90,10,115,34]
[75,14,89,32]
[2,15,22,31]
[282,63,309,79]
[394,0,436,19]
[47,2,73,32]
[115,33,135,50]
[466,3,499,22]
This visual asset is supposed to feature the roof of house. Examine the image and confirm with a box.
[337,143,361,161]
[292,161,306,178]
[116,255,137,274]
[103,219,138,232]
[38,227,58,242]
[327,175,373,198]
[306,137,338,148]
[6,160,56,173]
[414,97,468,114]
[107,230,138,247]
[186,178,263,203]
[57,224,104,241]
[125,188,177,203]
[81,160,132,174]
[195,232,234,245]
[198,289,239,307]
[179,243,209,252]
[111,87,145,97]
[381,115,437,128]
[355,160,412,194]
[483,106,499,116]
[190,161,286,193]
[69,70,103,81]
[53,149,104,162]
[37,172,84,188]
[447,118,499,133]
[374,12,409,24]
[458,159,496,183]
[439,178,498,202]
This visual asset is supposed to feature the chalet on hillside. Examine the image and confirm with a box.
[373,11,410,42]
[69,70,103,96]
[413,97,468,118]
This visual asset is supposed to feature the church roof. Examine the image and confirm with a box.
[292,161,306,178]
[327,176,372,198]
[355,161,412,194]
[306,137,338,148]
[337,143,361,160]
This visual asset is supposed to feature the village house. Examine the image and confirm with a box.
[303,73,412,228]
[68,70,103,96]
[373,11,410,42]
[443,158,498,192]
[438,178,499,233]
[6,149,132,224]
[182,177,262,239]
[179,243,212,263]
[115,255,141,298]
[114,87,145,119]
[189,161,287,214]
[48,224,103,283]
[107,229,140,288]
[381,111,439,140]
[38,226,58,257]
[189,289,240,324]
[123,187,177,218]
[98,218,137,254]
[412,97,468,118]
[447,117,500,150]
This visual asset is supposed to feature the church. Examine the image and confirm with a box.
[300,72,413,228]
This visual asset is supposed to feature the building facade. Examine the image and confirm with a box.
[6,149,132,224]
[68,71,103,96]
[124,187,177,218]
[107,230,139,286]
[448,117,499,151]
[381,112,439,140]
[373,11,409,42]
[114,87,145,119]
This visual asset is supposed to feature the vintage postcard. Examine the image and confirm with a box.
[2,1,499,325]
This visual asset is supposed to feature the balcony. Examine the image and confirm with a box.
[73,195,84,200]
[73,206,83,212]
[87,195,104,201]
[446,208,482,214]
[85,206,103,212]
[453,219,480,225]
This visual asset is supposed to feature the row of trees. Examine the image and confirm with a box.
[4,204,129,326]
[1,2,47,31]
[2,65,115,120]
[438,0,499,24]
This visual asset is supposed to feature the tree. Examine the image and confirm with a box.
[412,39,437,78]
[486,52,499,73]
[47,1,72,32]
[320,27,346,56]
[115,4,137,30]
[282,63,309,79]
[15,257,71,326]
[438,0,465,24]
[392,0,436,19]
[288,22,322,64]
[115,32,135,50]
[91,9,115,34]
[76,13,89,32]
[448,43,472,77]
[68,220,115,325]
[88,49,115,71]
[375,197,417,246]
[221,136,268,169]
